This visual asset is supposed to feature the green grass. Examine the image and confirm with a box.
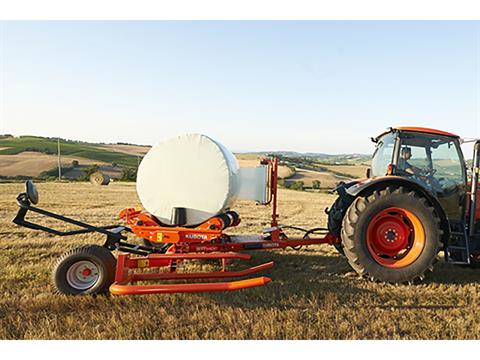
[0,136,139,167]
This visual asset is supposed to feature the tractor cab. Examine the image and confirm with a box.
[371,127,467,223]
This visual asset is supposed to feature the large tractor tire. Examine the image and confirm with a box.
[52,245,116,295]
[341,186,441,283]
[327,196,347,256]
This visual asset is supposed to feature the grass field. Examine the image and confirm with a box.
[286,168,346,188]
[321,164,369,179]
[0,151,109,177]
[1,182,480,339]
[100,144,151,156]
[237,156,295,179]
[0,136,139,167]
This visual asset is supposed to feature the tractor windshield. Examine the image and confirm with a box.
[371,132,396,177]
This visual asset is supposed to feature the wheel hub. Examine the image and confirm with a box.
[66,260,100,290]
[82,268,92,277]
[365,207,427,269]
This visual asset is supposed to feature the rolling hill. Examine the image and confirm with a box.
[0,151,108,177]
[241,151,370,164]
[0,135,370,187]
[0,136,140,167]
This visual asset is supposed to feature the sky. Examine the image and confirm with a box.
[1,21,480,154]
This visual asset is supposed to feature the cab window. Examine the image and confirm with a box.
[407,146,429,168]
[430,139,464,191]
[371,132,395,177]
[397,145,429,174]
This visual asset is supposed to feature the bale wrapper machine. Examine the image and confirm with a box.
[13,157,336,295]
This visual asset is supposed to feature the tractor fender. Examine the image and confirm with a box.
[338,176,449,240]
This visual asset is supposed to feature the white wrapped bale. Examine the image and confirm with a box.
[136,134,240,226]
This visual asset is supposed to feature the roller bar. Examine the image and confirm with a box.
[110,277,272,295]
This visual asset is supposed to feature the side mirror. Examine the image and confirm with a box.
[26,180,39,205]
[366,168,371,178]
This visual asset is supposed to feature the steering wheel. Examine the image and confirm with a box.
[418,168,445,193]
[419,168,436,177]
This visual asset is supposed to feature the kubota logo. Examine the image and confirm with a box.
[185,234,208,240]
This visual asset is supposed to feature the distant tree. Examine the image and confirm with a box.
[111,162,118,167]
[87,164,99,175]
[312,180,321,189]
[289,181,304,191]
[71,160,79,167]
[80,164,99,181]
[121,167,137,181]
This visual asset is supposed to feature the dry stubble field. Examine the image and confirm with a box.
[1,182,480,339]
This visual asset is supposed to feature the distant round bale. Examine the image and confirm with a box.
[89,172,110,186]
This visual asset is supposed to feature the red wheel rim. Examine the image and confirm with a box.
[366,207,425,268]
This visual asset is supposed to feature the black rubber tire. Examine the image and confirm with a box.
[52,245,116,295]
[341,186,442,283]
[142,239,170,253]
[327,196,348,256]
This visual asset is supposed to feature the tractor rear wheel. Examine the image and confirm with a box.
[341,186,441,283]
[52,245,116,295]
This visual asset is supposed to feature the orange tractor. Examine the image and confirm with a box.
[12,126,480,295]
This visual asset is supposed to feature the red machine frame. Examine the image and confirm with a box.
[111,157,338,295]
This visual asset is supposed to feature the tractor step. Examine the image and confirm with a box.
[110,252,274,295]
[446,245,468,250]
[445,228,471,265]
[446,261,471,265]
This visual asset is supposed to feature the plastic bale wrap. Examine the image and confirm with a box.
[136,134,240,226]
